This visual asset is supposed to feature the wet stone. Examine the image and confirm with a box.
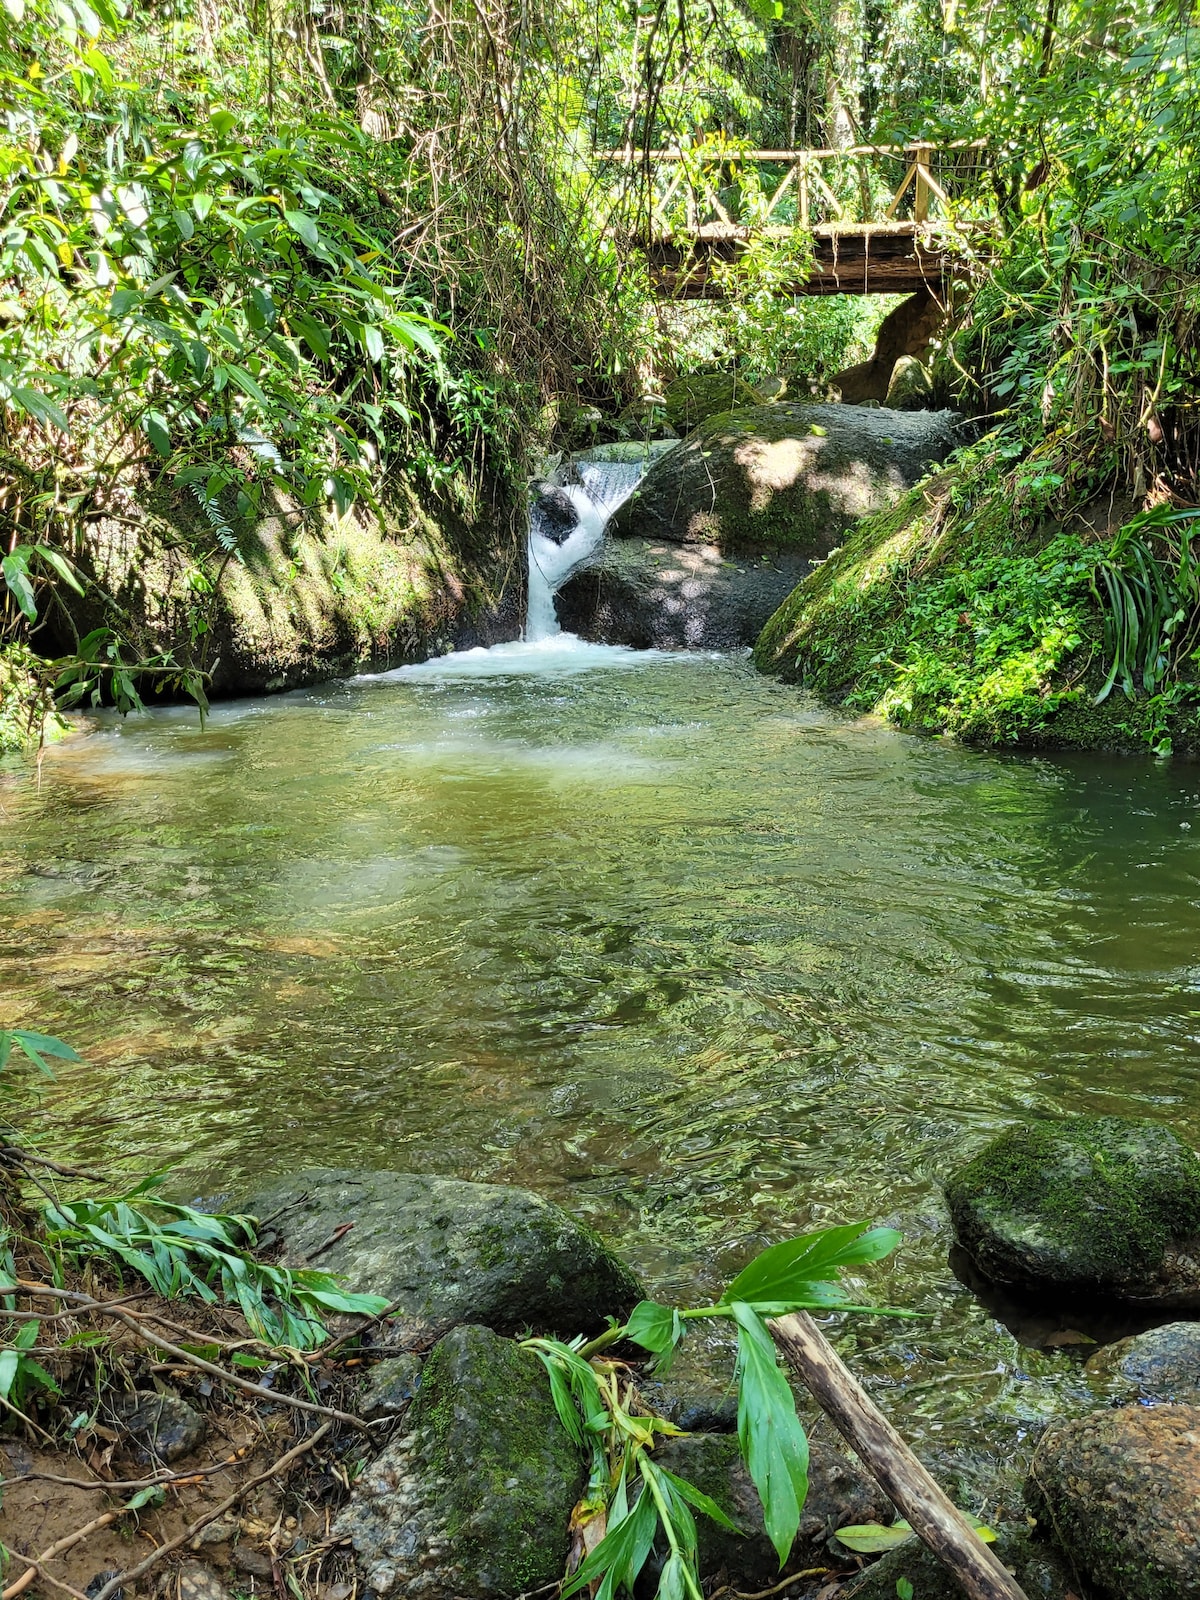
[651,1433,891,1588]
[1085,1319,1200,1402]
[248,1168,644,1346]
[1026,1403,1200,1600]
[115,1391,207,1463]
[175,1565,231,1600]
[843,1528,1073,1600]
[635,1326,739,1432]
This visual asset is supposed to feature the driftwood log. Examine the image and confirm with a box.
[771,1312,1030,1600]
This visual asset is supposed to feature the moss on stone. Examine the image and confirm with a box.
[945,1117,1200,1295]
[412,1324,585,1594]
[754,467,1200,752]
[0,643,69,754]
[663,373,762,431]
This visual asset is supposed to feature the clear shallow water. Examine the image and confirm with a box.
[4,646,1200,1494]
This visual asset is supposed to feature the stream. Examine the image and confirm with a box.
[3,469,1200,1496]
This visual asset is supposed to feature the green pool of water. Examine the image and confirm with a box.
[3,644,1199,1498]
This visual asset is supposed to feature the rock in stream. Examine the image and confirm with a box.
[249,1167,644,1345]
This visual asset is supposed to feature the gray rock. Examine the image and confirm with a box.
[359,1353,424,1419]
[555,539,813,649]
[635,1326,739,1432]
[114,1391,206,1463]
[1026,1403,1200,1600]
[175,1566,231,1600]
[334,1324,585,1599]
[249,1168,644,1346]
[531,484,580,544]
[661,372,763,431]
[944,1116,1200,1302]
[651,1433,891,1587]
[1086,1319,1200,1403]
[843,1528,1074,1599]
[606,404,959,556]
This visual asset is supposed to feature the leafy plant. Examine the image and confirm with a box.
[0,1029,82,1079]
[526,1221,906,1599]
[41,1176,389,1350]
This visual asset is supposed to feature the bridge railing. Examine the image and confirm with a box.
[594,142,989,238]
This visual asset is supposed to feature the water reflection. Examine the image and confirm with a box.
[3,652,1199,1479]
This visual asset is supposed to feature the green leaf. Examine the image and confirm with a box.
[731,1302,808,1565]
[627,1299,682,1354]
[193,193,214,221]
[721,1224,901,1310]
[1,555,37,621]
[34,546,85,595]
[561,1487,658,1599]
[127,1485,166,1510]
[226,365,269,407]
[144,413,172,458]
[657,1466,740,1533]
[897,1579,914,1600]
[284,210,320,249]
[0,1349,18,1401]
[835,1523,914,1554]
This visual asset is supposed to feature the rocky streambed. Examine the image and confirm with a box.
[218,1118,1200,1600]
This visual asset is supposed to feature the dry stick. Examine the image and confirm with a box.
[770,1313,1029,1600]
[1,1507,129,1600]
[15,1283,371,1430]
[4,1446,252,1492]
[88,1419,335,1600]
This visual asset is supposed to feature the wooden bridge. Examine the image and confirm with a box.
[596,143,991,297]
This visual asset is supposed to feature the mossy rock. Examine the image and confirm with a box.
[334,1324,585,1598]
[249,1167,645,1344]
[944,1117,1200,1301]
[662,373,762,431]
[1026,1404,1200,1600]
[843,1527,1074,1599]
[607,404,958,557]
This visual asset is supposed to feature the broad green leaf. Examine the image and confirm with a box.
[721,1224,901,1309]
[1,556,36,622]
[657,1466,741,1533]
[10,1030,80,1064]
[0,1349,17,1401]
[34,546,84,594]
[144,413,172,458]
[626,1299,681,1353]
[226,364,269,407]
[284,210,320,249]
[127,1485,166,1510]
[835,1523,914,1553]
[731,1302,808,1565]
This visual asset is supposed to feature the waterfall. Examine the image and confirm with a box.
[524,456,652,643]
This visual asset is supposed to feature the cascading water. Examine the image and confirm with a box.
[524,457,647,642]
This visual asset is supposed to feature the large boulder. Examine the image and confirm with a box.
[1026,1404,1200,1600]
[335,1324,585,1599]
[944,1117,1200,1303]
[554,538,812,648]
[248,1168,644,1345]
[651,1433,891,1588]
[1086,1320,1200,1403]
[606,404,958,556]
[832,289,947,404]
[843,1528,1074,1600]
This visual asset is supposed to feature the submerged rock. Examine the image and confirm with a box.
[114,1391,206,1463]
[249,1168,644,1345]
[635,1326,739,1432]
[944,1116,1200,1302]
[606,404,958,556]
[531,484,581,544]
[334,1324,584,1599]
[1026,1404,1200,1600]
[651,1433,890,1588]
[1085,1319,1200,1403]
[843,1527,1074,1599]
[554,538,811,648]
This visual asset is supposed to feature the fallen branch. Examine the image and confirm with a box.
[3,1445,252,1493]
[88,1420,335,1600]
[14,1282,371,1430]
[2,1506,130,1600]
[770,1312,1029,1600]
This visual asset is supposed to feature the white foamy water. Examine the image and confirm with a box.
[377,634,660,680]
[524,458,646,644]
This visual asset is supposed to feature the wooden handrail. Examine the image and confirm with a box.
[595,141,987,161]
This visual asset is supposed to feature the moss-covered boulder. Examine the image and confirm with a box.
[607,404,958,556]
[651,1433,890,1588]
[1086,1320,1200,1403]
[1026,1405,1200,1600]
[249,1167,645,1344]
[662,372,763,431]
[843,1527,1073,1600]
[335,1324,585,1598]
[944,1118,1200,1302]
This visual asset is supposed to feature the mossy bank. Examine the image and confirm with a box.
[754,462,1200,754]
